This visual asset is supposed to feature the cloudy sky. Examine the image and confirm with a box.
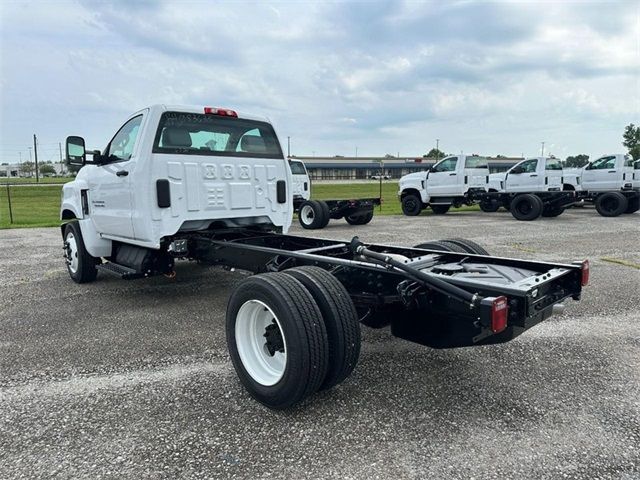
[0,0,638,163]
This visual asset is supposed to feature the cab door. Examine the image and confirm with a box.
[426,156,462,196]
[581,156,619,191]
[505,159,538,192]
[543,158,563,190]
[87,114,144,239]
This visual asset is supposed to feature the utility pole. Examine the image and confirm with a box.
[59,142,64,174]
[33,134,39,183]
[355,147,358,158]
[287,136,290,157]
[436,139,440,160]
[541,142,545,157]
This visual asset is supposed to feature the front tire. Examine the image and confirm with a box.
[479,201,500,213]
[510,194,543,221]
[226,272,329,409]
[595,192,628,217]
[401,194,422,216]
[63,221,98,283]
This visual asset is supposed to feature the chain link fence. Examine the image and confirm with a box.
[0,183,63,228]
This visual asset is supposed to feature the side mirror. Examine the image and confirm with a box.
[66,136,86,166]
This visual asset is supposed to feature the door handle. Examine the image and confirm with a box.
[449,173,457,176]
[608,170,616,173]
[116,170,129,177]
[531,174,538,177]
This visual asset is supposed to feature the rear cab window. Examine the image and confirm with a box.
[545,159,563,170]
[464,156,488,168]
[152,112,284,159]
[289,160,308,175]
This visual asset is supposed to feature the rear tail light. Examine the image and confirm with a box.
[580,259,589,286]
[491,296,509,333]
[204,107,238,117]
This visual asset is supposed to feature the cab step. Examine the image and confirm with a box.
[97,262,144,279]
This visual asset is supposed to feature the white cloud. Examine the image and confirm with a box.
[0,0,638,160]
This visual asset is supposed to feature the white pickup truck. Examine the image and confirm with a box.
[60,104,587,409]
[491,155,639,216]
[398,155,576,220]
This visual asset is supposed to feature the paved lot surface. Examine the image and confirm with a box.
[1,209,639,479]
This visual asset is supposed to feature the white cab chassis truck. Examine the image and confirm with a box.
[493,155,640,217]
[61,105,587,409]
[398,155,576,221]
[566,155,640,217]
[289,159,380,229]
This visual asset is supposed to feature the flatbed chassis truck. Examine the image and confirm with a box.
[293,196,381,229]
[60,104,588,409]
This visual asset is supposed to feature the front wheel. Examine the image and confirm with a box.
[63,221,98,283]
[401,194,422,216]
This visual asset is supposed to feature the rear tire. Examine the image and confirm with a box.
[625,197,639,214]
[63,221,98,283]
[226,272,329,409]
[595,192,628,217]
[345,210,374,225]
[479,201,500,213]
[298,200,327,229]
[317,201,331,228]
[414,240,467,253]
[284,266,361,390]
[430,204,450,215]
[401,194,422,216]
[510,194,543,221]
[541,205,565,217]
[442,238,490,255]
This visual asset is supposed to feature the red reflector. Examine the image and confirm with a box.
[491,296,508,333]
[204,107,238,117]
[581,259,589,286]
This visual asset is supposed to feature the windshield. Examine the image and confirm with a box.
[153,112,283,159]
[289,160,307,175]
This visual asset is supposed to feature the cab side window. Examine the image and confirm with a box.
[432,157,457,172]
[106,115,143,162]
[520,159,538,173]
[588,156,615,170]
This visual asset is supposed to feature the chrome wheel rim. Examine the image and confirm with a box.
[235,300,287,386]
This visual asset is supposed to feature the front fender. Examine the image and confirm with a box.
[60,180,88,220]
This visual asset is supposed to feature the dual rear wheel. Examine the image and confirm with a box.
[226,266,361,409]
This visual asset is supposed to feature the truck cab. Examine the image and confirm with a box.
[288,159,310,202]
[578,154,635,192]
[502,157,564,192]
[61,104,293,258]
[398,155,489,215]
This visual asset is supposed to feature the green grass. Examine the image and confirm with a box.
[0,184,62,228]
[0,176,74,184]
[0,180,479,229]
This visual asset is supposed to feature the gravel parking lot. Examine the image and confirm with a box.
[1,209,639,479]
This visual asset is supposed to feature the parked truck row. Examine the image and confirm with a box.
[61,104,587,409]
[399,154,639,220]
